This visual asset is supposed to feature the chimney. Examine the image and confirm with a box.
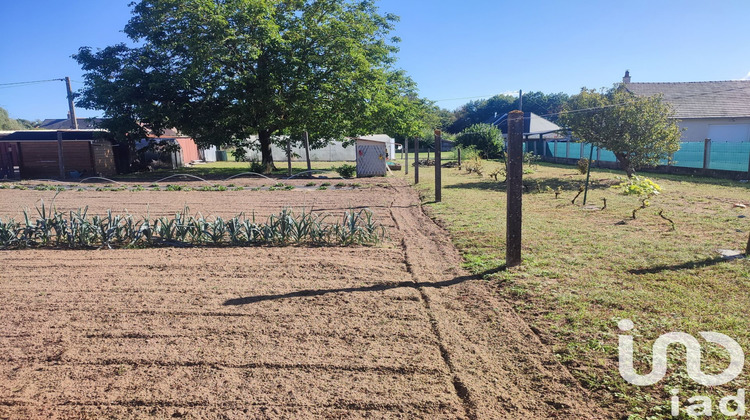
[623,70,631,84]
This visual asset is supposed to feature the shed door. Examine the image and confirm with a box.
[356,144,387,177]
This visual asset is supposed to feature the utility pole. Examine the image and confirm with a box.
[64,77,78,129]
[519,89,523,112]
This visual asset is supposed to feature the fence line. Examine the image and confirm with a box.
[526,139,750,175]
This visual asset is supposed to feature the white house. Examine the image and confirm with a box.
[623,72,750,143]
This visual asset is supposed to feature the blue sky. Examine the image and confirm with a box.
[1,0,749,120]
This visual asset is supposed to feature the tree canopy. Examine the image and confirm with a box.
[0,107,24,131]
[447,91,568,134]
[75,0,426,172]
[559,86,682,177]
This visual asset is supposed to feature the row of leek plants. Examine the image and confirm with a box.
[0,203,385,249]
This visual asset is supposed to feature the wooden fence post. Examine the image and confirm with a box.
[404,139,409,175]
[414,137,419,184]
[457,147,462,168]
[506,111,524,267]
[435,130,442,202]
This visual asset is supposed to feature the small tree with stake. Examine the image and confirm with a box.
[560,85,682,178]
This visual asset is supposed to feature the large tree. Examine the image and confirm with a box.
[559,86,682,177]
[75,0,422,172]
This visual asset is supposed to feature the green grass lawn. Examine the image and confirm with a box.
[395,160,750,419]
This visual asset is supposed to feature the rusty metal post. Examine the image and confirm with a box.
[414,137,419,184]
[434,130,442,202]
[506,111,524,267]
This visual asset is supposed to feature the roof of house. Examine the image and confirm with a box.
[488,112,562,137]
[624,80,750,119]
[39,118,105,130]
[0,130,108,141]
[354,134,395,144]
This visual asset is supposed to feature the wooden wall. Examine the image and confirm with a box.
[17,140,116,178]
[175,138,201,164]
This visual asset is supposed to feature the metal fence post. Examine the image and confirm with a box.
[703,138,711,170]
[553,139,558,163]
[566,141,570,160]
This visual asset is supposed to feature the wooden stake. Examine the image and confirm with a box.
[506,111,524,267]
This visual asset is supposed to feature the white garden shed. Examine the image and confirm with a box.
[355,135,394,177]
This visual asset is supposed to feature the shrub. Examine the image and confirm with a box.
[456,123,503,159]
[577,158,590,175]
[335,164,356,178]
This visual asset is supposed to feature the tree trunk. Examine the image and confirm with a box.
[615,152,636,178]
[258,129,275,174]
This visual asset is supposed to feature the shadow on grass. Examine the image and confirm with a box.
[223,265,506,305]
[628,257,726,275]
[445,177,614,193]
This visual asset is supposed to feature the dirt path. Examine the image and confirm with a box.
[0,179,602,419]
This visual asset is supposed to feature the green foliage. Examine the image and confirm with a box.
[559,86,682,177]
[75,0,425,173]
[0,206,385,249]
[615,176,661,198]
[335,164,356,178]
[0,106,24,130]
[455,123,503,158]
[614,176,662,219]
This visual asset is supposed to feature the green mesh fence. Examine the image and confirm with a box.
[709,142,750,171]
[671,142,705,168]
[542,140,750,173]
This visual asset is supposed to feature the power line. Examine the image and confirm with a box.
[0,78,64,87]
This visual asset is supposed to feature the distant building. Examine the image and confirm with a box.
[0,130,116,179]
[623,71,750,142]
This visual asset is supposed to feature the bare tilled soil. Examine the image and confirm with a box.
[0,178,604,419]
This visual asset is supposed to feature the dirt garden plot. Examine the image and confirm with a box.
[0,178,604,419]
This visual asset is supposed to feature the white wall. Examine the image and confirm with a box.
[678,118,750,142]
